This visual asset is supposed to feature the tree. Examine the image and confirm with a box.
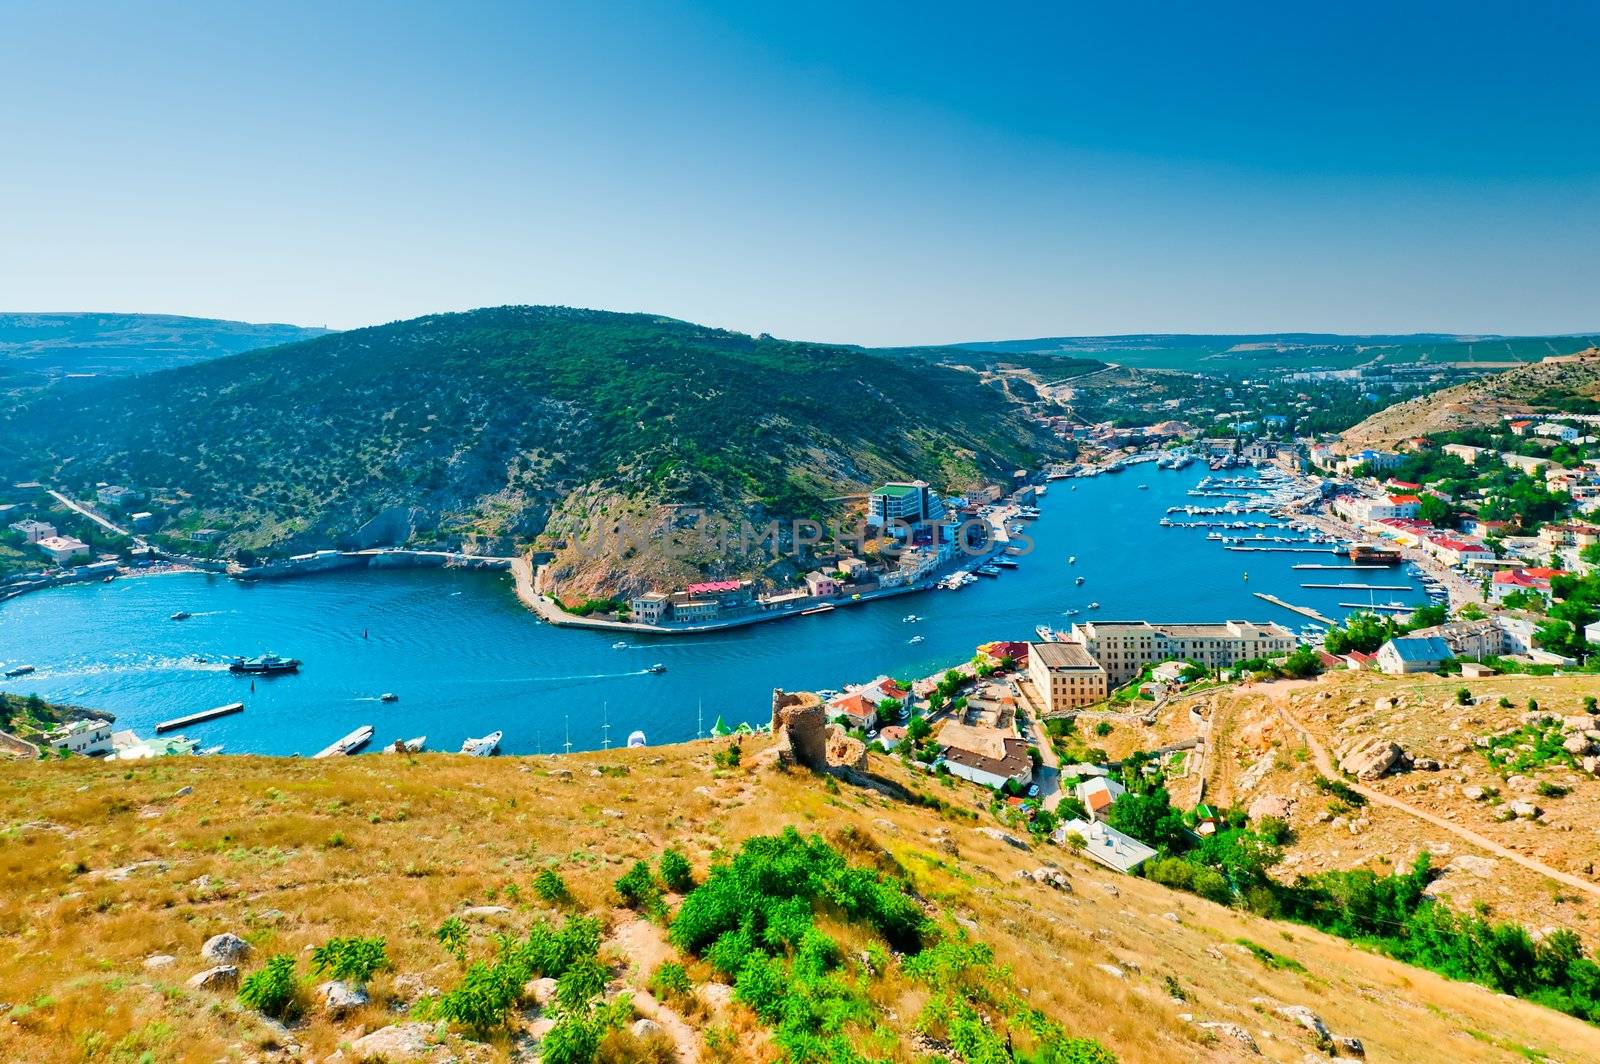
[1418,493,1455,527]
[1281,645,1323,679]
[1105,788,1189,853]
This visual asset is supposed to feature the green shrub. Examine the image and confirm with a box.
[310,936,387,984]
[1456,687,1472,705]
[658,848,694,893]
[647,960,692,1000]
[435,916,468,963]
[534,868,571,905]
[237,954,299,1018]
[615,860,660,909]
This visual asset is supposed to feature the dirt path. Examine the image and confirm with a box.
[1270,690,1600,901]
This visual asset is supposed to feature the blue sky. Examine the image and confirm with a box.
[1,1,1596,344]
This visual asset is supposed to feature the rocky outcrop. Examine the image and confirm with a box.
[335,1023,450,1062]
[1247,794,1294,822]
[200,932,251,965]
[1337,737,1404,780]
[317,980,370,1016]
[186,965,238,991]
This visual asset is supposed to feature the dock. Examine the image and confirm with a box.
[1292,564,1385,571]
[155,702,244,733]
[1301,583,1412,591]
[314,725,374,759]
[1252,592,1335,627]
[1338,602,1415,612]
[1226,545,1341,554]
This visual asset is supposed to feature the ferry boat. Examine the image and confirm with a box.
[461,730,502,757]
[646,663,667,674]
[384,736,426,753]
[1348,543,1403,565]
[379,692,399,703]
[314,724,374,758]
[4,664,36,678]
[170,611,192,621]
[228,654,301,675]
[1035,624,1057,642]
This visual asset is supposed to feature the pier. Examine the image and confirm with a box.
[1301,583,1412,591]
[1292,563,1385,570]
[1252,592,1334,627]
[1338,602,1415,612]
[155,702,244,733]
[314,725,374,758]
[1225,545,1341,554]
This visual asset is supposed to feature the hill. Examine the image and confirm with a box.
[0,312,329,379]
[0,307,1058,594]
[947,332,1600,376]
[4,725,1600,1063]
[1336,350,1600,452]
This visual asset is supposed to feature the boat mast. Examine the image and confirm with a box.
[601,702,611,750]
[563,714,572,756]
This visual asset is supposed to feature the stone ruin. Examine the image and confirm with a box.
[771,689,867,774]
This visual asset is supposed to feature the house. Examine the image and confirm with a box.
[1342,649,1377,670]
[1027,640,1108,711]
[9,519,56,544]
[977,640,1030,667]
[804,571,839,597]
[826,692,878,731]
[35,535,89,564]
[1508,419,1534,436]
[1375,636,1453,675]
[937,722,1033,790]
[629,591,669,625]
[1193,803,1224,836]
[1490,567,1566,606]
[189,529,224,543]
[1075,775,1126,821]
[95,485,143,509]
[876,725,907,751]
[1534,422,1580,442]
[45,718,113,756]
[1056,819,1157,875]
[1459,662,1498,679]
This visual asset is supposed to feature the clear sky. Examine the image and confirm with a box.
[2,1,1596,345]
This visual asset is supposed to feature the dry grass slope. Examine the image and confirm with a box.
[4,731,1600,1062]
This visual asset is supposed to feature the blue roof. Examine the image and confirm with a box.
[1384,636,1452,662]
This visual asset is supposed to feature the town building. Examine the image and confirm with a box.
[35,535,90,564]
[1064,620,1296,686]
[1027,640,1108,712]
[1075,775,1126,821]
[95,485,143,509]
[1442,443,1488,464]
[1375,635,1453,675]
[937,722,1033,790]
[1490,567,1566,606]
[1056,819,1156,875]
[628,591,669,625]
[1332,493,1420,524]
[45,718,113,757]
[867,481,945,528]
[9,518,56,543]
[803,571,839,597]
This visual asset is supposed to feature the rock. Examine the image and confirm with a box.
[142,954,176,970]
[173,786,193,797]
[1509,800,1542,819]
[1462,785,1485,801]
[1337,736,1403,780]
[697,981,735,1010]
[1194,1020,1260,1053]
[1583,756,1600,777]
[1448,854,1499,877]
[1247,794,1293,821]
[1094,963,1125,979]
[601,808,624,819]
[1336,1035,1366,1056]
[185,965,238,991]
[200,932,251,965]
[344,1023,447,1061]
[461,905,512,919]
[632,1018,663,1038]
[1375,697,1396,713]
[1413,758,1441,771]
[1276,1004,1332,1043]
[1564,735,1594,756]
[318,979,369,1016]
[975,827,1029,850]
[525,976,559,1005]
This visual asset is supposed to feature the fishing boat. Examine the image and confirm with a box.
[908,635,924,645]
[611,640,628,649]
[379,692,399,703]
[4,664,36,678]
[1087,601,1101,609]
[228,654,301,675]
[384,736,426,753]
[461,730,502,757]
[646,662,667,674]
[627,730,647,748]
[314,724,374,758]
[170,610,192,621]
[1075,575,1085,586]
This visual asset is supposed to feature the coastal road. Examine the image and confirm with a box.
[1269,687,1600,902]
[48,489,144,547]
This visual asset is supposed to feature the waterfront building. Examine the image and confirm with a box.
[804,571,839,597]
[1332,493,1420,524]
[45,718,113,757]
[1065,620,1296,686]
[867,481,945,528]
[629,591,669,624]
[1027,640,1108,712]
[35,535,90,564]
[936,722,1033,790]
[9,519,56,543]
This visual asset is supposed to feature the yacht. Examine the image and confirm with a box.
[1035,624,1057,642]
[908,635,924,645]
[228,654,301,675]
[1087,601,1101,609]
[902,613,921,623]
[384,736,426,753]
[646,662,667,674]
[170,611,192,621]
[461,731,502,757]
[379,692,399,703]
[1068,555,1077,565]
[612,640,628,649]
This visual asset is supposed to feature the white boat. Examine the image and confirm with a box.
[379,692,399,703]
[314,725,374,759]
[461,730,502,757]
[902,613,921,623]
[612,640,628,649]
[384,736,426,753]
[627,730,647,748]
[1035,624,1056,642]
[1068,555,1077,565]
[908,635,924,645]
[1064,608,1080,616]
[1087,601,1101,609]
[1075,576,1085,586]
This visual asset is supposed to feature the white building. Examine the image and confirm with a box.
[45,718,113,756]
[35,535,90,564]
[1057,819,1156,875]
[1027,640,1108,712]
[9,519,56,544]
[1375,635,1453,675]
[867,481,945,528]
[1065,620,1296,686]
[937,722,1033,790]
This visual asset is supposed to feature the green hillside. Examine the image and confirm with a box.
[0,307,1056,587]
[0,312,328,379]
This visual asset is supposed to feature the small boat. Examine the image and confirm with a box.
[198,744,225,756]
[461,730,502,757]
[384,736,426,753]
[1087,601,1101,609]
[902,614,921,623]
[1075,576,1085,586]
[379,692,399,703]
[169,611,192,621]
[612,640,628,649]
[1068,556,1077,565]
[4,664,36,678]
[975,565,1001,577]
[1138,484,1149,490]
[1035,624,1056,642]
[314,724,374,758]
[228,654,301,675]
[908,635,924,645]
[1064,608,1080,616]
[627,730,647,748]
[646,663,667,674]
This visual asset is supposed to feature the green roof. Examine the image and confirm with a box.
[872,484,919,498]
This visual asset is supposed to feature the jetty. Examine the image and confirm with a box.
[1338,602,1415,612]
[1225,545,1341,554]
[1252,592,1335,627]
[1301,583,1412,591]
[314,725,374,758]
[1292,564,1385,571]
[155,702,244,733]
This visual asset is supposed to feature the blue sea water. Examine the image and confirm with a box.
[0,466,1426,755]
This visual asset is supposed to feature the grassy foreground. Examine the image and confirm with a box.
[5,737,1600,1063]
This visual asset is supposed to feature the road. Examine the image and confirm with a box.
[1269,688,1600,902]
[1015,678,1065,811]
[47,489,143,546]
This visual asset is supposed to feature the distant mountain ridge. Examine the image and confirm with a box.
[0,312,330,377]
[0,306,1058,594]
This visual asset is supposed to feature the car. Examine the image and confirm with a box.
[1027,784,1040,798]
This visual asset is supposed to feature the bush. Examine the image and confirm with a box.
[658,848,694,893]
[534,868,572,905]
[615,860,660,909]
[238,954,300,1018]
[647,960,692,1000]
[436,916,468,963]
[310,936,387,984]
[1456,687,1473,705]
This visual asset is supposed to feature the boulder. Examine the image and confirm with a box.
[1247,794,1294,821]
[173,786,193,798]
[697,981,735,1010]
[1509,801,1542,820]
[185,965,238,991]
[343,1023,448,1062]
[1337,1035,1366,1057]
[525,976,559,1005]
[200,932,251,965]
[317,979,370,1016]
[632,1018,663,1038]
[1564,735,1594,756]
[461,905,512,920]
[143,954,176,970]
[1194,1021,1260,1054]
[1461,785,1485,801]
[976,827,1029,850]
[1338,737,1403,780]
[1276,1004,1332,1043]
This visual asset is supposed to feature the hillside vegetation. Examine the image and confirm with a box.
[0,307,1056,592]
[0,312,328,380]
[1337,350,1600,452]
[5,734,1600,1063]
